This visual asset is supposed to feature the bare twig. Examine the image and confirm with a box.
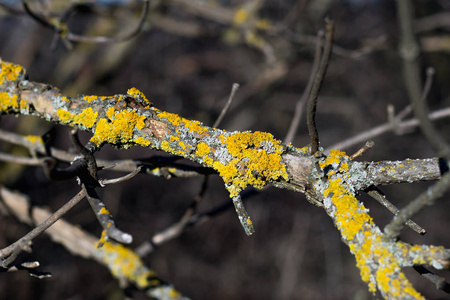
[350,140,375,160]
[0,152,39,165]
[365,187,425,235]
[1,261,51,279]
[213,83,239,128]
[413,265,450,293]
[325,106,450,153]
[0,190,85,267]
[307,19,334,155]
[384,170,450,240]
[421,67,435,102]
[284,30,323,144]
[99,166,142,186]
[23,0,150,45]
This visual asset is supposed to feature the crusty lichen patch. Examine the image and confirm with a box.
[0,60,23,85]
[90,107,146,147]
[57,107,98,129]
[215,131,289,197]
[0,91,19,112]
[317,149,424,299]
[127,87,152,107]
[96,231,156,288]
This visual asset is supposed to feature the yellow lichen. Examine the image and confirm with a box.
[210,131,289,197]
[19,99,29,111]
[96,231,156,289]
[256,18,271,30]
[134,136,151,147]
[99,207,110,215]
[90,108,146,146]
[158,111,207,134]
[82,95,110,103]
[233,7,249,25]
[56,107,98,129]
[24,135,44,147]
[127,87,152,106]
[0,60,23,85]
[321,150,424,299]
[0,91,19,112]
[178,141,186,150]
[195,142,210,157]
[319,149,347,169]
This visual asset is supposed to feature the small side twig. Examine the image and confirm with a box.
[284,30,323,144]
[413,265,450,293]
[213,83,240,128]
[99,166,142,186]
[22,0,150,46]
[350,140,375,160]
[324,106,450,153]
[365,187,425,235]
[307,19,334,155]
[1,261,51,279]
[384,170,450,240]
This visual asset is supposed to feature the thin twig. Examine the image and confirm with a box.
[365,187,425,235]
[325,106,450,153]
[284,30,323,144]
[0,190,85,267]
[23,0,150,45]
[0,152,39,165]
[213,83,240,128]
[99,166,142,186]
[413,265,450,293]
[350,140,375,160]
[421,67,435,103]
[307,19,334,155]
[384,171,450,240]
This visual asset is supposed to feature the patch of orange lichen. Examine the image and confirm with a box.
[90,107,146,147]
[56,107,98,129]
[0,60,23,85]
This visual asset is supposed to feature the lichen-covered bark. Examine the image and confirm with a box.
[315,150,449,299]
[1,59,449,299]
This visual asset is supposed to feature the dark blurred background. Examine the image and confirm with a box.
[1,0,450,299]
